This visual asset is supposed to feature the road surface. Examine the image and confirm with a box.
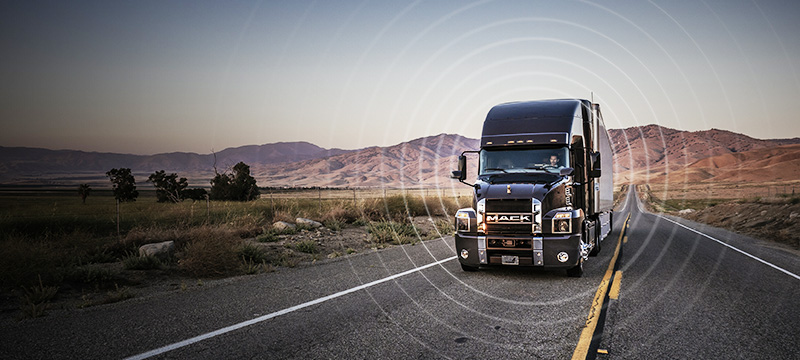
[2,188,798,359]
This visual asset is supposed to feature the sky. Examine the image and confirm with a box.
[2,0,799,155]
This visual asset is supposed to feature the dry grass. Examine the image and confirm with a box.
[176,229,241,278]
[0,188,467,317]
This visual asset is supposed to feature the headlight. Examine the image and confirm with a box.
[476,199,486,233]
[455,209,472,232]
[552,212,572,234]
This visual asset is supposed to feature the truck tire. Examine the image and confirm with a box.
[461,263,479,272]
[567,260,584,277]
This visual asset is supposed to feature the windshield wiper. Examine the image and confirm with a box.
[483,168,508,173]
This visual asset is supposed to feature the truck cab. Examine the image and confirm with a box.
[452,99,613,277]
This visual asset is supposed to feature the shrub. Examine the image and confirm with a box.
[237,243,269,264]
[256,231,280,243]
[123,254,162,270]
[295,240,318,254]
[323,219,344,232]
[367,221,418,245]
[177,233,240,278]
[271,250,301,268]
[18,275,58,318]
[321,206,361,224]
[433,218,454,236]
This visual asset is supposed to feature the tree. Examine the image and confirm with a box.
[210,162,260,201]
[77,183,91,204]
[106,168,139,202]
[182,188,208,201]
[147,170,188,203]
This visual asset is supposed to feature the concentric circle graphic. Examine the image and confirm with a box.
[225,1,800,358]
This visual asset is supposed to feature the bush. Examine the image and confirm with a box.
[433,218,454,236]
[323,218,344,232]
[177,233,240,278]
[237,243,269,264]
[367,221,418,245]
[256,231,280,243]
[18,275,58,318]
[123,254,162,270]
[295,240,318,254]
[321,206,361,224]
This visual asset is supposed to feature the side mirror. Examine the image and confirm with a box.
[590,152,601,178]
[451,155,467,181]
[560,167,574,176]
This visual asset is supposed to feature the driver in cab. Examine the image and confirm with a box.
[549,154,562,168]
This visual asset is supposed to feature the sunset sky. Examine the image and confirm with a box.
[2,0,799,155]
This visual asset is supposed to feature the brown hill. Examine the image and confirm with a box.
[0,142,354,186]
[255,134,479,187]
[649,144,800,183]
[609,125,800,183]
[3,125,798,188]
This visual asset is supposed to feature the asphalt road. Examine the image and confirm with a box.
[599,189,800,359]
[2,188,798,359]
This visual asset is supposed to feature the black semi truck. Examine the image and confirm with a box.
[451,99,614,277]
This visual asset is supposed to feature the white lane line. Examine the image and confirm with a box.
[657,215,800,281]
[124,255,458,360]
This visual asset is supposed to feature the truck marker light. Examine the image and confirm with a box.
[557,252,569,262]
[461,249,469,259]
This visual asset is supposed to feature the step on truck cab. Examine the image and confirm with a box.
[452,99,614,277]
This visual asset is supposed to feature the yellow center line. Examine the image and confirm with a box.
[609,271,623,300]
[571,212,630,360]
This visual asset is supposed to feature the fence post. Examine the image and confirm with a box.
[116,198,120,238]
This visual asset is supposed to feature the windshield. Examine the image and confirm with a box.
[479,147,570,175]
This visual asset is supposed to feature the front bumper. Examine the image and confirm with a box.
[455,232,582,269]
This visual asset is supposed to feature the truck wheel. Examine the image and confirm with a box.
[567,260,584,277]
[461,263,479,272]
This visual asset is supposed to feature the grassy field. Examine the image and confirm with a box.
[0,187,474,317]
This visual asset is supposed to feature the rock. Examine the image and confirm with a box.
[273,221,296,231]
[296,218,323,228]
[790,212,798,220]
[139,241,174,259]
[760,210,768,217]
[678,209,695,215]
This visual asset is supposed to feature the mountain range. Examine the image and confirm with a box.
[1,126,799,188]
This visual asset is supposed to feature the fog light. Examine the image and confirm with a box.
[557,252,569,262]
[460,249,469,259]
